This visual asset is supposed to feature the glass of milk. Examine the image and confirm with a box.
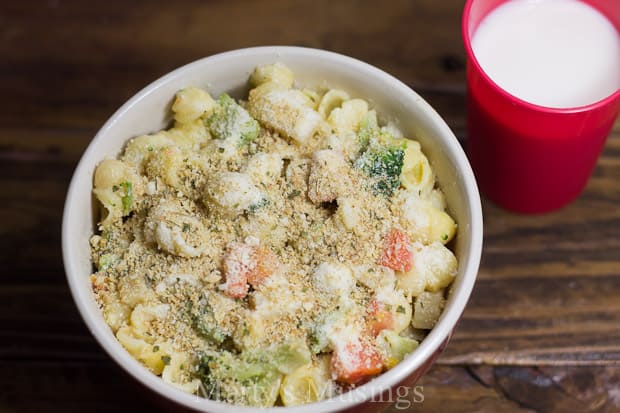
[462,0,620,213]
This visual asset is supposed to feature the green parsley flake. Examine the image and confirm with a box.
[119,181,133,214]
[287,189,301,199]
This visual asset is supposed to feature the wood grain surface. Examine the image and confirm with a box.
[1,1,619,412]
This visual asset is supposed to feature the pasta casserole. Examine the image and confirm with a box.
[90,63,458,407]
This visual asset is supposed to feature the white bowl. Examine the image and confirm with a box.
[63,46,483,413]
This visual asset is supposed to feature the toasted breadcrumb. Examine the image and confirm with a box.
[89,67,458,407]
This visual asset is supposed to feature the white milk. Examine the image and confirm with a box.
[472,0,620,108]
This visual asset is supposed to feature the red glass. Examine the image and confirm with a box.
[462,0,620,213]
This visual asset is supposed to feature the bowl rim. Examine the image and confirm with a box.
[62,45,483,413]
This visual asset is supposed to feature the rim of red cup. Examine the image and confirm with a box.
[462,0,620,115]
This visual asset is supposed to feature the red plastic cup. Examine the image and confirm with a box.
[462,0,620,214]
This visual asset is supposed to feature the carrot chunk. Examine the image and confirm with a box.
[220,242,254,298]
[367,299,394,337]
[248,246,279,288]
[378,228,413,272]
[221,242,281,297]
[331,339,383,384]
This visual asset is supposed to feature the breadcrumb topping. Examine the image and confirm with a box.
[89,65,458,407]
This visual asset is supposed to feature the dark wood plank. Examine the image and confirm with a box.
[441,130,620,366]
[2,362,619,413]
[0,0,467,131]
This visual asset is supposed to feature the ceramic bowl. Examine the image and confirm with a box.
[63,46,483,413]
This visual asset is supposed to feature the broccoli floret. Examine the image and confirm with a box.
[206,94,259,146]
[355,111,405,196]
[191,298,229,345]
[267,339,312,375]
[354,140,405,196]
[194,339,310,406]
[247,197,269,214]
[112,181,133,214]
[122,188,133,214]
[97,253,117,271]
[376,330,419,368]
[196,350,271,404]
[195,352,222,400]
[357,109,379,151]
[196,355,262,405]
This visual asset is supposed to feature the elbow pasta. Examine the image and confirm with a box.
[401,140,435,194]
[161,352,202,394]
[396,242,457,296]
[400,193,457,245]
[145,145,185,190]
[122,133,174,171]
[144,200,208,258]
[336,196,364,236]
[301,88,321,109]
[205,172,264,216]
[89,64,459,406]
[327,98,368,134]
[116,325,168,374]
[250,63,295,88]
[167,120,210,150]
[172,87,216,124]
[248,83,324,145]
[93,159,143,226]
[412,291,446,329]
[317,89,350,119]
[279,357,332,406]
[425,188,448,211]
[129,303,170,341]
[244,152,283,184]
[90,274,128,332]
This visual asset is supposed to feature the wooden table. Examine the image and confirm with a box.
[2,1,619,412]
